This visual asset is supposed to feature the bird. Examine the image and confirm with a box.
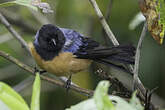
[29,24,135,86]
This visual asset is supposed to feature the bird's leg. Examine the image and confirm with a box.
[65,74,72,92]
[34,66,46,74]
[34,66,39,73]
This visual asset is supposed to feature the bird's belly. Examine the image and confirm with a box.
[41,52,92,76]
[29,43,91,76]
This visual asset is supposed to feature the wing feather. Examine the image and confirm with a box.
[60,28,135,72]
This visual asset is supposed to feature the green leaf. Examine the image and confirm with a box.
[109,91,144,110]
[30,73,41,110]
[0,0,38,11]
[0,2,16,7]
[94,81,115,110]
[66,81,144,110]
[14,0,38,11]
[0,82,29,110]
[0,82,27,104]
[0,99,11,110]
[66,81,115,110]
[66,99,97,110]
[129,91,144,110]
[110,96,137,110]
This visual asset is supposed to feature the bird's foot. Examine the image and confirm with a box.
[64,75,72,92]
[34,66,46,74]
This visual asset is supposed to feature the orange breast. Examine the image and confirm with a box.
[28,42,92,76]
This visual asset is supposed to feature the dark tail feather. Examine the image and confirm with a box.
[92,44,136,57]
[105,49,135,65]
[94,44,135,73]
[76,44,135,72]
[106,56,135,64]
[98,44,135,65]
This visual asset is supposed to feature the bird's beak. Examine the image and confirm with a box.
[52,39,56,46]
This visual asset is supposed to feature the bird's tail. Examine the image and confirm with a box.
[93,44,135,72]
[76,44,135,72]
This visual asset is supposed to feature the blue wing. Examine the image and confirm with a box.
[60,28,98,54]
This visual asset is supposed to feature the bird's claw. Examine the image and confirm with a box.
[34,66,46,74]
[64,75,72,92]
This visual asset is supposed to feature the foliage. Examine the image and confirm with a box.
[129,91,144,110]
[66,81,144,110]
[30,73,41,110]
[156,0,165,42]
[0,82,29,110]
[0,73,41,110]
[94,81,115,110]
[139,0,165,44]
[0,79,145,110]
[0,0,53,13]
[0,0,37,11]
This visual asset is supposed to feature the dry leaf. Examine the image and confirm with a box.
[138,0,165,44]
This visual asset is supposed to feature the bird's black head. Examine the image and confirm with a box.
[37,24,65,52]
[34,24,66,60]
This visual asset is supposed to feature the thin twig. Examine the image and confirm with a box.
[0,50,94,97]
[0,12,30,54]
[133,22,147,90]
[88,0,134,73]
[88,0,119,46]
[132,22,154,108]
[0,10,35,93]
[0,9,37,34]
[88,1,156,108]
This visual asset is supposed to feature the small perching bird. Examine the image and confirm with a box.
[29,24,135,81]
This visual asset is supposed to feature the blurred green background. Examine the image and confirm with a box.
[0,0,165,109]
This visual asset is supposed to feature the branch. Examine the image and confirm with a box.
[88,1,156,108]
[134,22,147,79]
[0,12,30,54]
[0,9,37,34]
[132,22,157,109]
[0,50,93,97]
[88,0,119,46]
[133,22,147,92]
